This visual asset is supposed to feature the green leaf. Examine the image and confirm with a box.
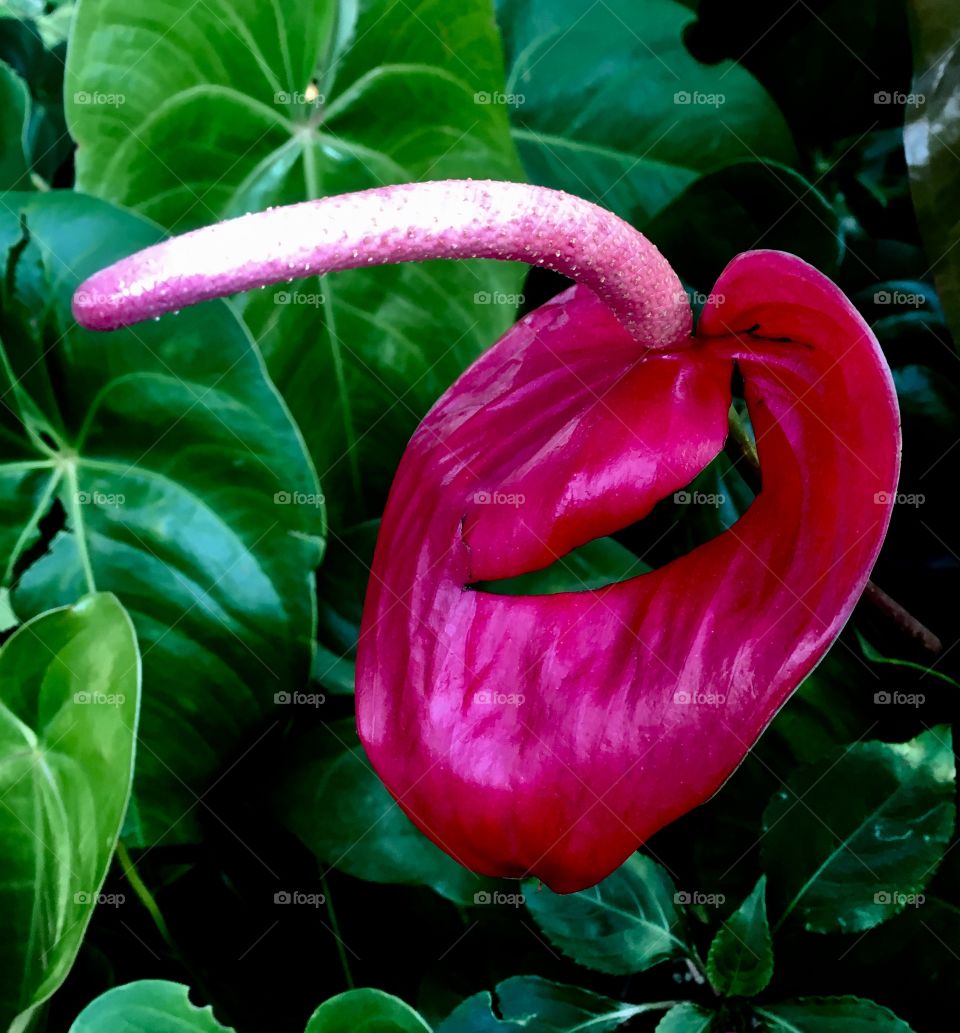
[906,0,960,349]
[525,853,689,974]
[437,977,669,1032]
[646,160,844,290]
[68,980,235,1032]
[756,996,917,1032]
[65,0,525,529]
[473,536,649,595]
[0,190,323,845]
[762,727,956,934]
[0,59,31,189]
[655,1004,714,1033]
[305,988,431,1033]
[496,0,794,224]
[706,876,773,997]
[276,719,493,905]
[0,593,140,1029]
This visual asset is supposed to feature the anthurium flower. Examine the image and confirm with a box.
[73,181,900,893]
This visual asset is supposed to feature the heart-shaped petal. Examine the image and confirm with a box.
[357,253,899,892]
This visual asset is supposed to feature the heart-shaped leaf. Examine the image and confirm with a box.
[0,190,323,844]
[756,996,916,1032]
[68,980,234,1032]
[65,0,525,528]
[525,854,689,975]
[706,876,773,997]
[305,988,431,1033]
[0,593,140,1030]
[762,727,955,934]
[496,0,795,224]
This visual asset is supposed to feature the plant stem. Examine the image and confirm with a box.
[321,874,354,990]
[116,841,175,950]
[72,180,691,348]
[725,407,941,655]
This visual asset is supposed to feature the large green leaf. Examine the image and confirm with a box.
[756,996,916,1032]
[65,0,525,528]
[706,876,773,997]
[436,977,668,1033]
[655,1005,714,1033]
[496,0,794,224]
[305,989,431,1033]
[0,593,140,1030]
[276,718,495,905]
[906,0,960,348]
[68,980,235,1032]
[0,190,323,844]
[762,727,956,934]
[524,854,689,974]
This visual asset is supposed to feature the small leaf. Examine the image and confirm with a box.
[525,854,689,974]
[706,876,773,997]
[762,727,956,934]
[756,995,917,1031]
[68,980,234,1032]
[437,976,668,1032]
[0,593,140,1029]
[305,988,431,1033]
[655,1004,714,1032]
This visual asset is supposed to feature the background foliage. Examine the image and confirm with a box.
[0,1,957,1031]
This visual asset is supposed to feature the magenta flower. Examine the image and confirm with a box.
[73,181,900,892]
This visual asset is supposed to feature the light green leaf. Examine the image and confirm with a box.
[0,190,323,845]
[305,988,431,1033]
[525,854,689,974]
[65,0,525,528]
[276,719,495,905]
[762,727,956,934]
[706,876,773,997]
[68,980,235,1032]
[496,0,795,224]
[757,996,917,1032]
[437,977,669,1033]
[0,593,140,1029]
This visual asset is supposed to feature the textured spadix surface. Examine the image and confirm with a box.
[71,182,900,892]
